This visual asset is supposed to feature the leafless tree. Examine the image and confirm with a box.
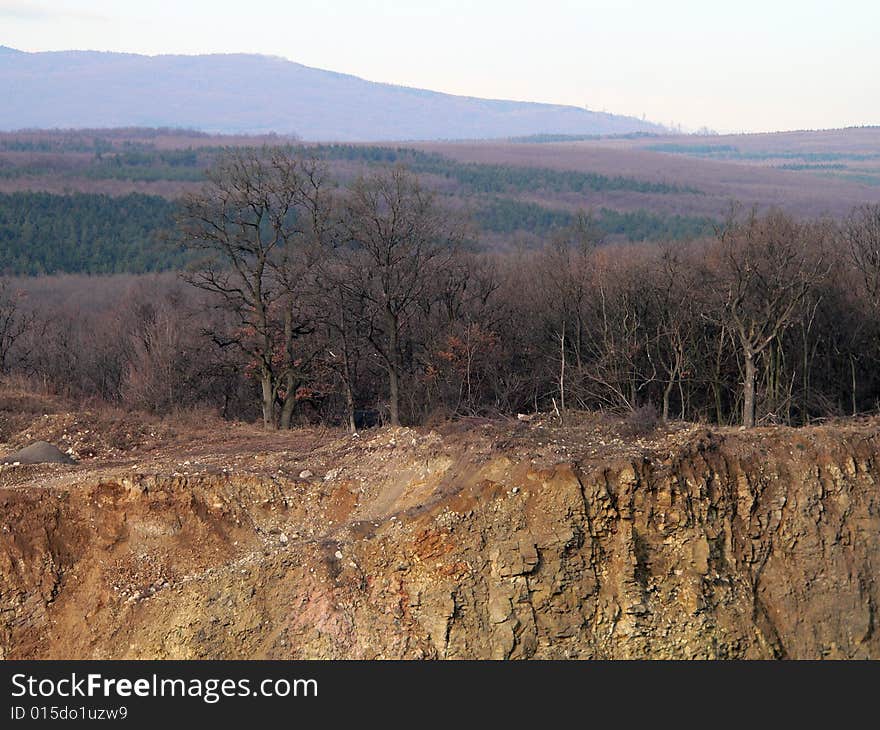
[312,259,370,433]
[845,204,880,309]
[339,167,464,426]
[710,210,829,427]
[176,148,334,429]
[647,246,700,421]
[0,279,32,374]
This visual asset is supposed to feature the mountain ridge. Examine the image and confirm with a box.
[0,46,664,141]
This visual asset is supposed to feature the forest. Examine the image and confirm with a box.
[1,147,879,432]
[0,188,711,276]
[0,192,181,274]
[0,132,719,277]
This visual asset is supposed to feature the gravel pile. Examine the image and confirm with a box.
[2,440,76,465]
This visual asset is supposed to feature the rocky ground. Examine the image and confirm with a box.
[0,388,877,659]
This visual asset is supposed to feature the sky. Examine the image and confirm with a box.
[1,0,878,134]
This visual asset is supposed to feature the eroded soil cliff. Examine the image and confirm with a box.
[1,391,877,659]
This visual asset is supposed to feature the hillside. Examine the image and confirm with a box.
[0,131,716,274]
[1,388,878,659]
[0,47,662,141]
[1,127,879,275]
[415,126,880,218]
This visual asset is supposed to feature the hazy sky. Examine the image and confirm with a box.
[1,0,877,133]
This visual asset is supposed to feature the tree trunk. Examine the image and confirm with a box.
[279,374,296,430]
[345,382,356,433]
[663,346,683,422]
[662,379,673,422]
[388,365,400,426]
[342,348,357,434]
[713,324,726,425]
[742,350,757,428]
[850,355,858,417]
[279,304,296,430]
[261,373,276,430]
[386,308,401,427]
[465,328,473,413]
[558,324,566,414]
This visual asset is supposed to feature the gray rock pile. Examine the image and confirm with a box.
[2,441,76,465]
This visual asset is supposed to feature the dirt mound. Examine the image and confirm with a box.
[2,440,76,465]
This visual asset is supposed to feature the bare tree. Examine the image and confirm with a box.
[845,204,880,310]
[711,210,828,427]
[0,279,32,374]
[340,167,463,426]
[647,245,702,422]
[312,262,369,433]
[529,214,602,414]
[176,148,334,429]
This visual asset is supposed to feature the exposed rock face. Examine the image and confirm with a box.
[0,425,877,659]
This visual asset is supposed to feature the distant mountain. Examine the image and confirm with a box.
[0,46,664,141]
